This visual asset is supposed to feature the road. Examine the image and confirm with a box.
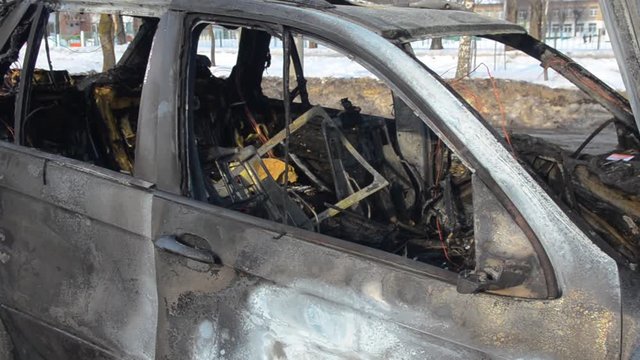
[515,126,619,155]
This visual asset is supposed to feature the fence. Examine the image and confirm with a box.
[49,24,613,53]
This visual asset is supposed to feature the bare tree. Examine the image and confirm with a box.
[505,0,518,50]
[571,7,585,36]
[505,0,518,23]
[456,0,475,78]
[529,0,545,40]
[132,18,143,34]
[430,37,443,50]
[207,25,216,66]
[542,0,550,80]
[542,0,550,39]
[98,14,115,71]
[557,8,568,35]
[114,13,126,45]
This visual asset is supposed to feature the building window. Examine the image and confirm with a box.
[589,8,598,17]
[562,24,572,34]
[575,23,584,33]
[517,9,528,21]
[551,24,560,34]
[552,9,560,18]
[588,23,597,33]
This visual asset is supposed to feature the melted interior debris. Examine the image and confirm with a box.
[513,134,640,266]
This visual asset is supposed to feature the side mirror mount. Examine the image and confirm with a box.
[457,266,528,294]
[458,176,552,299]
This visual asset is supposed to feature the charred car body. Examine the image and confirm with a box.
[0,0,639,359]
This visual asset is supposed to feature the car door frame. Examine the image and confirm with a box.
[0,4,160,358]
[135,4,623,359]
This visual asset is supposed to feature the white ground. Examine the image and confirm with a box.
[22,39,627,92]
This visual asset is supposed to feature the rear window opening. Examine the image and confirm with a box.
[0,9,158,173]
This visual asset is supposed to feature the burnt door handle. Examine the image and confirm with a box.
[154,235,219,264]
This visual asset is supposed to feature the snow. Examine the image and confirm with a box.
[20,38,626,92]
[413,49,626,90]
[18,44,130,75]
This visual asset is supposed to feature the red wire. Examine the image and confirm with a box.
[451,62,515,154]
[435,217,454,264]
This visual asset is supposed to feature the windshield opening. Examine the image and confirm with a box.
[406,34,639,269]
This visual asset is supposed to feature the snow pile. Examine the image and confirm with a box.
[21,42,626,92]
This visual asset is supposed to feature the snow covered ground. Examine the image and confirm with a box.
[23,39,627,92]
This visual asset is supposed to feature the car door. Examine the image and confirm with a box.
[140,6,622,360]
[0,4,158,359]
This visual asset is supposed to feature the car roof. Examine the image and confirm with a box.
[50,0,526,41]
[329,5,526,41]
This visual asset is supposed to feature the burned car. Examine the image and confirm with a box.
[0,0,639,358]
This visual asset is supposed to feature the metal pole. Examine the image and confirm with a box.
[493,39,497,72]
[54,11,60,46]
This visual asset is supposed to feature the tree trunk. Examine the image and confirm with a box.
[99,14,116,71]
[114,13,126,45]
[529,0,544,40]
[542,0,550,41]
[456,35,473,78]
[456,0,475,78]
[133,18,143,35]
[505,0,518,50]
[207,25,216,66]
[430,37,443,50]
[505,0,518,23]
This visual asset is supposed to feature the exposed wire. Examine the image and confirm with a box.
[288,188,319,232]
[436,217,453,263]
[435,217,454,264]
[348,175,371,219]
[450,62,515,155]
[23,103,56,128]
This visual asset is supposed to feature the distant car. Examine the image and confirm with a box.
[0,0,638,359]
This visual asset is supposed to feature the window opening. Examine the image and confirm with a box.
[187,22,476,272]
[1,10,158,174]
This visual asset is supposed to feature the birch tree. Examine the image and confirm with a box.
[455,0,475,78]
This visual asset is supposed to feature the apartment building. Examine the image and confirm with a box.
[475,0,606,39]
